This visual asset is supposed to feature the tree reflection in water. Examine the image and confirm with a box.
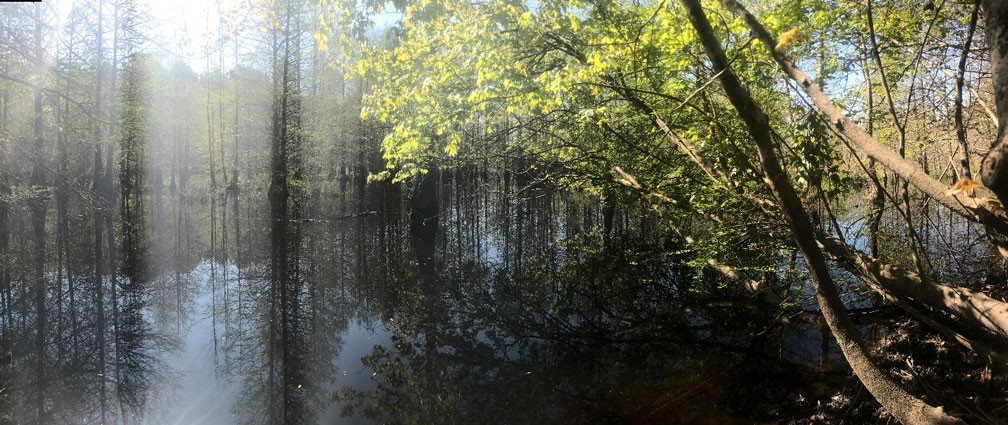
[0,164,840,424]
[330,169,823,424]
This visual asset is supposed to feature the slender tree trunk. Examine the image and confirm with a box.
[218,38,228,188]
[56,22,75,359]
[230,35,242,364]
[93,0,108,420]
[218,85,230,360]
[106,0,122,419]
[94,144,108,422]
[233,174,242,361]
[0,87,11,366]
[106,100,123,422]
[232,40,240,192]
[29,5,50,420]
[861,43,885,258]
[865,0,926,274]
[267,10,284,423]
[956,1,981,180]
[0,91,10,425]
[204,7,222,372]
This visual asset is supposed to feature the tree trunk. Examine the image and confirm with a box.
[956,1,981,181]
[93,0,110,420]
[29,5,50,420]
[0,84,11,362]
[861,52,885,258]
[92,143,107,422]
[979,0,1008,203]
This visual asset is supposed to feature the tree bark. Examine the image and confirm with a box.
[980,0,1008,203]
[680,0,964,423]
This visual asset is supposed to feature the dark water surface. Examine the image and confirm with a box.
[5,170,846,424]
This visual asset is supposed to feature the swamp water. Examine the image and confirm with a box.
[4,169,859,424]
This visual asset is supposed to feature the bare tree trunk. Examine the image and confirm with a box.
[93,143,107,421]
[29,5,50,421]
[56,22,76,360]
[104,3,124,420]
[93,1,108,420]
[207,40,220,368]
[0,83,10,349]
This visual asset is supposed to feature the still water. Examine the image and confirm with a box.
[3,169,848,424]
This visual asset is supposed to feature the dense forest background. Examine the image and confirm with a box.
[3,0,1008,423]
[0,0,381,422]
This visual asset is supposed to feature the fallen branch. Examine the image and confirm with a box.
[817,235,1008,343]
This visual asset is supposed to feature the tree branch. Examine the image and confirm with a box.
[718,0,1008,242]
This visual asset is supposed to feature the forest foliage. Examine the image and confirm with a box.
[3,0,1008,423]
